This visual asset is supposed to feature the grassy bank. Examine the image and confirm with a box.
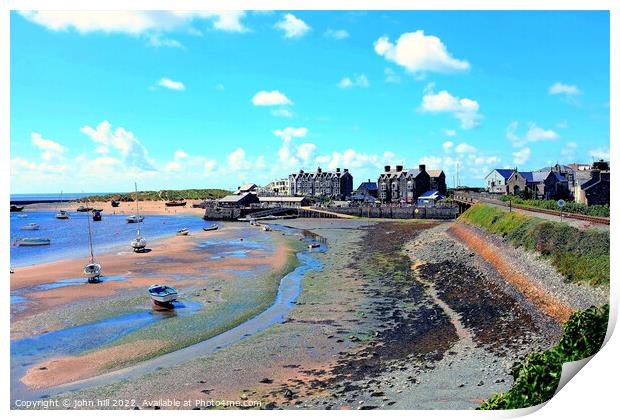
[79,189,231,202]
[480,304,609,409]
[498,195,609,217]
[459,204,609,286]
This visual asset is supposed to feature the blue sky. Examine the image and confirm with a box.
[10,10,610,193]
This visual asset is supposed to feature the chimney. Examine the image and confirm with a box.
[419,164,426,172]
[317,166,322,173]
[336,167,341,172]
[384,165,391,172]
[396,165,403,172]
[344,168,349,172]
[368,178,371,183]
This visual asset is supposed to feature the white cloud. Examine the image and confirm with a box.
[18,11,249,42]
[11,157,68,175]
[338,74,369,89]
[324,29,349,40]
[203,159,217,176]
[80,120,156,171]
[549,82,581,96]
[274,13,310,39]
[147,34,183,48]
[512,147,531,165]
[315,149,395,172]
[588,147,610,161]
[273,127,310,166]
[384,67,401,84]
[561,142,578,161]
[252,90,293,106]
[157,77,185,91]
[227,147,266,172]
[271,108,294,118]
[31,132,66,161]
[419,88,482,129]
[443,129,457,137]
[442,141,454,152]
[165,161,182,172]
[374,30,470,74]
[297,143,317,162]
[506,122,559,147]
[454,143,477,154]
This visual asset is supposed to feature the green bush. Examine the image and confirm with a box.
[460,204,609,285]
[480,304,609,410]
[499,195,609,217]
[80,188,231,202]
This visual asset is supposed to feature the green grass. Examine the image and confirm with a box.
[79,188,231,202]
[479,304,609,410]
[499,195,609,217]
[459,204,609,286]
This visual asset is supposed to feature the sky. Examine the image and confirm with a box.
[10,10,610,193]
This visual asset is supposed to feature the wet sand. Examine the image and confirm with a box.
[23,200,205,217]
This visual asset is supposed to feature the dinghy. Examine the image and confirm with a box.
[126,214,144,223]
[20,223,40,230]
[308,243,321,249]
[55,210,70,219]
[77,205,93,212]
[17,214,28,218]
[111,200,120,208]
[176,227,190,236]
[165,200,187,207]
[262,224,272,232]
[92,210,102,221]
[203,224,219,231]
[148,285,178,307]
[17,238,51,246]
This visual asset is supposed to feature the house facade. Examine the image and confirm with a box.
[264,178,290,196]
[575,169,610,205]
[378,164,431,203]
[485,169,514,194]
[427,169,447,195]
[288,167,353,200]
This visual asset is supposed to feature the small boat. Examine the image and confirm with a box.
[10,205,24,212]
[131,231,147,252]
[111,200,120,208]
[17,238,51,246]
[55,210,70,219]
[249,218,257,226]
[17,214,28,218]
[148,284,178,306]
[203,224,219,231]
[84,263,102,282]
[92,211,102,222]
[77,205,93,212]
[126,215,144,223]
[262,224,272,232]
[20,223,40,230]
[165,200,187,207]
[176,227,190,236]
[308,243,321,249]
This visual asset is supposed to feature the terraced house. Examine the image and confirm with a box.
[288,167,353,200]
[378,164,432,204]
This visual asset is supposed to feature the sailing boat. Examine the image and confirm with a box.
[83,208,102,282]
[55,191,70,219]
[130,183,147,252]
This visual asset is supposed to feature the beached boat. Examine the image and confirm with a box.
[92,210,102,222]
[262,224,272,232]
[176,227,190,236]
[17,238,51,246]
[126,214,144,223]
[111,200,120,208]
[308,243,321,249]
[203,224,219,231]
[131,183,147,252]
[84,203,102,282]
[55,210,70,219]
[20,223,40,230]
[77,205,93,212]
[10,205,24,212]
[148,284,178,306]
[165,200,187,207]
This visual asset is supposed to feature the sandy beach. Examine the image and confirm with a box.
[23,199,206,217]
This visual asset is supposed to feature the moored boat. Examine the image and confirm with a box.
[10,205,24,212]
[77,205,93,212]
[130,182,147,252]
[17,238,51,246]
[20,223,40,230]
[176,227,190,236]
[84,263,102,282]
[126,214,144,223]
[308,243,321,249]
[148,284,178,307]
[92,210,102,221]
[55,210,70,219]
[165,200,187,207]
[17,214,28,218]
[203,224,219,231]
[262,224,272,232]
[111,200,120,208]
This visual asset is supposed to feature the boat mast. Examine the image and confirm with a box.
[135,182,140,236]
[86,206,95,263]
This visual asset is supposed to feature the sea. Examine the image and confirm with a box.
[10,210,211,267]
[11,192,120,203]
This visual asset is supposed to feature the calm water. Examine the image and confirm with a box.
[11,192,119,203]
[10,211,215,267]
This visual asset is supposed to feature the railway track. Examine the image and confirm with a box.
[453,194,610,226]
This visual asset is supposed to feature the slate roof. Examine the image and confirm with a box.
[418,190,445,199]
[491,169,515,180]
[357,182,378,191]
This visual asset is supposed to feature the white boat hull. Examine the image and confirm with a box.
[20,224,40,230]
[84,263,102,280]
[127,215,144,223]
[17,238,51,246]
[131,237,147,251]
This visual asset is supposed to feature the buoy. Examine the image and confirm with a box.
[12,242,16,247]
[240,238,244,241]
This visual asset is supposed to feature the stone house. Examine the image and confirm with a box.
[485,169,515,194]
[378,164,430,203]
[574,169,610,205]
[288,167,353,200]
[427,169,447,195]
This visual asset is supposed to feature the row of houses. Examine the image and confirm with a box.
[484,160,610,205]
[376,164,447,204]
